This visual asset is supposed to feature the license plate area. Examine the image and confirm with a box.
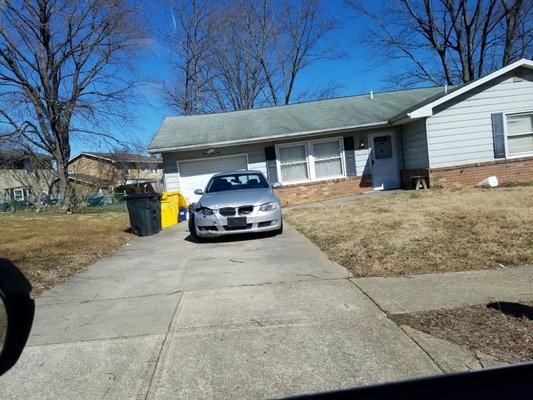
[227,217,247,227]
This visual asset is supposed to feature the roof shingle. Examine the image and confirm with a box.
[148,86,449,152]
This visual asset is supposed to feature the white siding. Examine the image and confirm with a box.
[402,119,429,169]
[427,68,533,168]
[354,149,370,176]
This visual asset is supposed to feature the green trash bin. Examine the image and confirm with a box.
[124,192,162,236]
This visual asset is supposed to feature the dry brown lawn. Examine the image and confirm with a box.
[284,187,533,277]
[391,301,533,364]
[0,211,133,295]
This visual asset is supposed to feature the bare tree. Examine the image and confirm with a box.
[0,0,141,207]
[347,0,532,87]
[164,0,340,113]
[164,0,219,115]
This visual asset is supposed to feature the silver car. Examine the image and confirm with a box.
[188,170,283,238]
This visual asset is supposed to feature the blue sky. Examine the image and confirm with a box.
[73,1,398,155]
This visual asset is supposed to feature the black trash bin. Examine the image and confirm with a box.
[124,192,162,236]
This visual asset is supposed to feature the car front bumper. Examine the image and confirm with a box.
[192,206,282,237]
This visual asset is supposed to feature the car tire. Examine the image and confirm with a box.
[188,215,202,241]
[274,219,283,235]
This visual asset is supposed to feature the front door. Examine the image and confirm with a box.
[368,131,400,190]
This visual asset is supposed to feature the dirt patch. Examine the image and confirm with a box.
[0,211,133,295]
[390,302,533,364]
[284,187,533,277]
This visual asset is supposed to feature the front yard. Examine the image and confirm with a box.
[285,187,533,365]
[0,211,132,295]
[284,186,533,277]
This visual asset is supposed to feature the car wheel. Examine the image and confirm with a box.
[188,215,204,241]
[188,215,197,238]
[274,219,283,235]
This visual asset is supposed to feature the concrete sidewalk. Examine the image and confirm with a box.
[353,265,533,314]
[0,221,531,399]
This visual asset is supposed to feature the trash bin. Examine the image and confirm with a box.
[177,192,188,222]
[178,207,187,222]
[161,195,174,228]
[162,192,178,228]
[162,191,189,224]
[124,192,162,236]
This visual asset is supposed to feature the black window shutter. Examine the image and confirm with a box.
[343,136,355,151]
[265,146,276,161]
[264,146,279,183]
[491,113,506,159]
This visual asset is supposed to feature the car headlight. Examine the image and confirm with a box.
[198,207,214,215]
[260,202,278,211]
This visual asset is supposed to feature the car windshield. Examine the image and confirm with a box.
[205,172,270,193]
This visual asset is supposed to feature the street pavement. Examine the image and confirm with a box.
[1,222,532,399]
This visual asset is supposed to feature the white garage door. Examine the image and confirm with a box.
[178,155,248,203]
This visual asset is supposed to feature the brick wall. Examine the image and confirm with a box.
[429,157,533,188]
[274,156,533,207]
[274,175,372,207]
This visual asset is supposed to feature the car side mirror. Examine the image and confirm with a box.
[272,182,281,189]
[194,189,204,195]
[0,258,35,376]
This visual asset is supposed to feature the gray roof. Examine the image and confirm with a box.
[149,86,449,152]
[71,152,162,164]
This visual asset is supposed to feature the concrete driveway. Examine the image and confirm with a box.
[0,223,442,399]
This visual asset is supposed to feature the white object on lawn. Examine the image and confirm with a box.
[479,176,499,188]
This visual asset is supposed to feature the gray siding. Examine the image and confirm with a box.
[402,119,429,169]
[427,68,533,168]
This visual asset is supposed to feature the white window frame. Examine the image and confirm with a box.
[275,137,346,184]
[13,188,25,201]
[277,143,310,183]
[504,111,533,158]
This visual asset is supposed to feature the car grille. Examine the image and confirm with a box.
[219,207,236,216]
[238,205,254,215]
[223,224,253,231]
[219,205,254,216]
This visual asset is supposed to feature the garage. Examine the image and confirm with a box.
[178,155,248,202]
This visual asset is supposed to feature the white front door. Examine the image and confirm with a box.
[177,155,248,203]
[368,131,400,190]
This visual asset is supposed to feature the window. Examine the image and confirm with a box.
[150,165,159,175]
[372,136,393,159]
[277,139,344,183]
[507,113,533,155]
[13,188,25,201]
[123,163,130,176]
[279,145,308,182]
[313,141,343,178]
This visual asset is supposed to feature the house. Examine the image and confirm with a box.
[0,149,54,206]
[148,59,533,206]
[67,152,163,192]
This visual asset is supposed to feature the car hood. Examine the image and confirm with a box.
[198,188,277,209]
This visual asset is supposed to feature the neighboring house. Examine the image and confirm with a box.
[67,152,163,192]
[0,149,54,205]
[148,59,533,206]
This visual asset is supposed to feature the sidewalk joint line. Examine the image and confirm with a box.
[143,293,183,400]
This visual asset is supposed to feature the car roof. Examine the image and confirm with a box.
[211,170,264,178]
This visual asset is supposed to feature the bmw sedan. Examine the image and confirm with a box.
[188,170,282,238]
